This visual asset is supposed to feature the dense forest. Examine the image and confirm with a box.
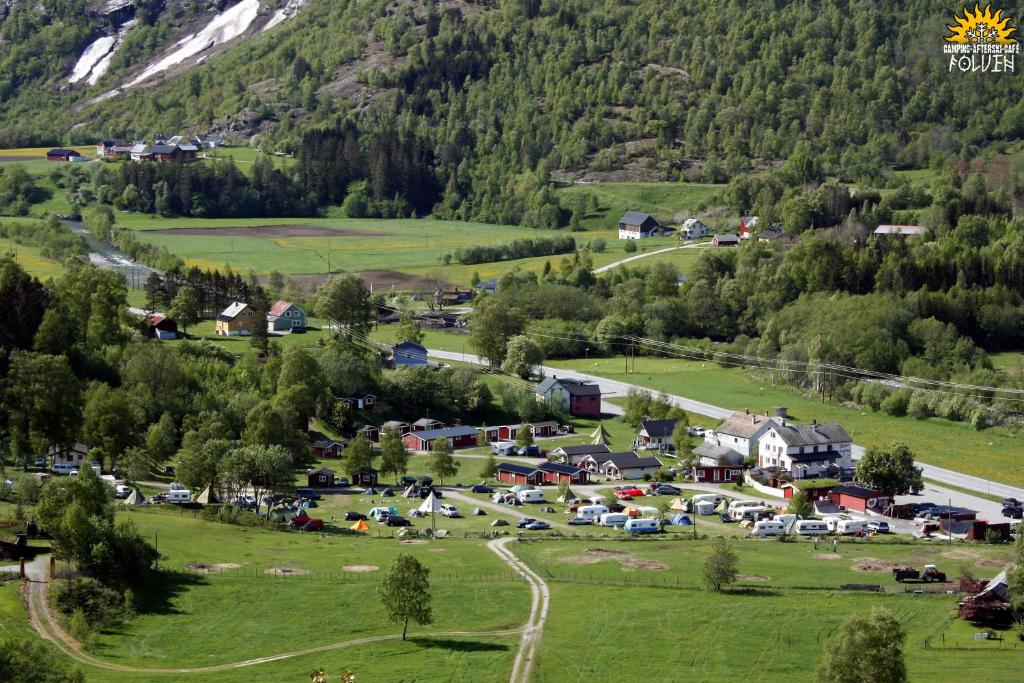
[1,1,1022,225]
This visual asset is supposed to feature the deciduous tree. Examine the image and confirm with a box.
[816,608,907,683]
[342,433,374,480]
[379,427,410,483]
[426,438,459,485]
[703,537,738,592]
[379,553,432,640]
[855,442,923,494]
[315,273,375,337]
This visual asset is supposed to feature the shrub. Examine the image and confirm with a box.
[591,238,607,253]
[55,578,127,630]
[907,390,933,419]
[623,240,638,253]
[880,389,911,417]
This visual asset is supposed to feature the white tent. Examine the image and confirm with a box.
[124,489,146,505]
[403,484,419,498]
[417,492,442,514]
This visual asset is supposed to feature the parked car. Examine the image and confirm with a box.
[525,520,551,530]
[344,511,367,521]
[385,516,412,527]
[1003,507,1023,519]
[652,484,682,495]
[302,519,324,531]
[517,445,540,456]
[233,496,257,510]
[687,426,706,437]
[609,503,627,513]
[151,493,168,504]
[516,518,539,529]
[567,517,593,526]
[336,477,350,487]
[162,466,175,476]
[439,504,461,518]
[559,424,575,434]
[867,521,891,533]
[470,485,494,494]
[114,484,132,499]
[34,457,46,468]
[295,487,322,500]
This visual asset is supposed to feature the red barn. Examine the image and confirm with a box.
[402,426,479,452]
[498,425,521,441]
[496,463,544,486]
[46,148,81,162]
[828,484,892,514]
[534,377,601,418]
[312,439,346,459]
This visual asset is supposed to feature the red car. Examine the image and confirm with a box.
[621,487,645,497]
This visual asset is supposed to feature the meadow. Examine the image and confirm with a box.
[0,235,65,279]
[558,181,723,230]
[546,356,1024,489]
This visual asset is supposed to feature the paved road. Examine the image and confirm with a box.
[427,348,1024,519]
[591,241,710,274]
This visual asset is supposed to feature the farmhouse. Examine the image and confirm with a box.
[705,409,779,457]
[691,442,744,483]
[48,442,91,466]
[874,225,927,237]
[475,278,499,295]
[267,300,306,332]
[828,484,892,514]
[307,468,336,487]
[757,420,853,480]
[96,139,131,158]
[549,443,611,466]
[534,376,601,418]
[392,341,428,368]
[496,463,544,486]
[635,419,677,450]
[402,426,479,451]
[215,302,258,336]
[537,462,589,486]
[46,149,82,162]
[680,218,708,239]
[129,143,151,161]
[145,313,178,340]
[617,211,664,239]
[340,394,376,411]
[712,233,740,247]
[758,228,785,243]
[412,418,444,432]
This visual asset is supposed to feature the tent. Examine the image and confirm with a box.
[410,509,426,518]
[124,489,145,505]
[364,487,377,495]
[670,513,693,526]
[417,492,443,514]
[695,500,715,515]
[669,497,689,511]
[350,519,370,532]
[298,499,319,509]
[491,519,509,526]
[590,423,610,446]
[715,499,729,513]
[403,484,419,498]
[472,508,486,516]
[556,487,577,503]
[624,506,640,517]
[194,486,221,505]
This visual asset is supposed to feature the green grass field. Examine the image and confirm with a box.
[558,181,723,231]
[990,351,1024,376]
[549,356,1024,488]
[0,236,65,279]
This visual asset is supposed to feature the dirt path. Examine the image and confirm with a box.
[18,542,545,677]
[591,240,710,274]
[443,489,573,531]
[488,537,550,683]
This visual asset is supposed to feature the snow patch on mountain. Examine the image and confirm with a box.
[69,35,117,84]
[125,0,260,88]
[262,0,307,33]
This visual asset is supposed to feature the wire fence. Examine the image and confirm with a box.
[167,566,525,583]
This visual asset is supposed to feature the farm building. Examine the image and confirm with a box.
[48,442,91,466]
[307,468,336,487]
[352,469,378,488]
[267,300,307,332]
[393,341,428,368]
[617,211,664,239]
[680,218,708,239]
[0,532,27,560]
[782,480,836,502]
[549,443,611,466]
[534,376,601,418]
[402,426,480,451]
[475,278,499,295]
[705,409,779,457]
[712,233,740,247]
[496,463,544,486]
[311,439,347,459]
[145,313,178,340]
[580,452,662,480]
[46,148,82,162]
[412,418,444,432]
[691,442,744,483]
[537,462,589,486]
[215,302,258,336]
[828,484,891,514]
[636,419,677,449]
[340,394,376,411]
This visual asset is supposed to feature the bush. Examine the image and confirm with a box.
[642,473,652,481]
[54,578,128,630]
[651,468,675,482]
[907,390,933,419]
[623,240,638,253]
[984,529,1005,544]
[880,389,911,417]
[591,238,607,253]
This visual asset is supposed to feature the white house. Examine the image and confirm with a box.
[704,410,779,458]
[617,211,664,240]
[635,419,677,449]
[680,218,708,239]
[48,442,91,466]
[756,420,852,479]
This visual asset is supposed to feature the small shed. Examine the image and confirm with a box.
[146,313,178,340]
[712,233,740,247]
[307,468,336,487]
[312,438,347,459]
[352,469,378,488]
[0,532,27,560]
[828,484,891,514]
[356,425,381,442]
[530,421,559,438]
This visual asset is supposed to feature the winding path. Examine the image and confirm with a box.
[19,540,549,680]
[591,241,709,274]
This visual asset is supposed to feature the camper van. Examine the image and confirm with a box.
[576,505,609,522]
[623,518,660,534]
[822,516,843,533]
[691,494,724,507]
[51,463,76,475]
[836,519,867,535]
[598,512,630,527]
[752,520,785,537]
[732,505,768,521]
[491,441,517,456]
[516,489,546,504]
[728,500,761,514]
[795,519,830,536]
[166,489,191,504]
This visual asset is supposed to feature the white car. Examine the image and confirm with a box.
[439,504,461,518]
[867,521,891,533]
[115,484,132,498]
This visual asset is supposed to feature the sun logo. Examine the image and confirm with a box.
[946,4,1018,44]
